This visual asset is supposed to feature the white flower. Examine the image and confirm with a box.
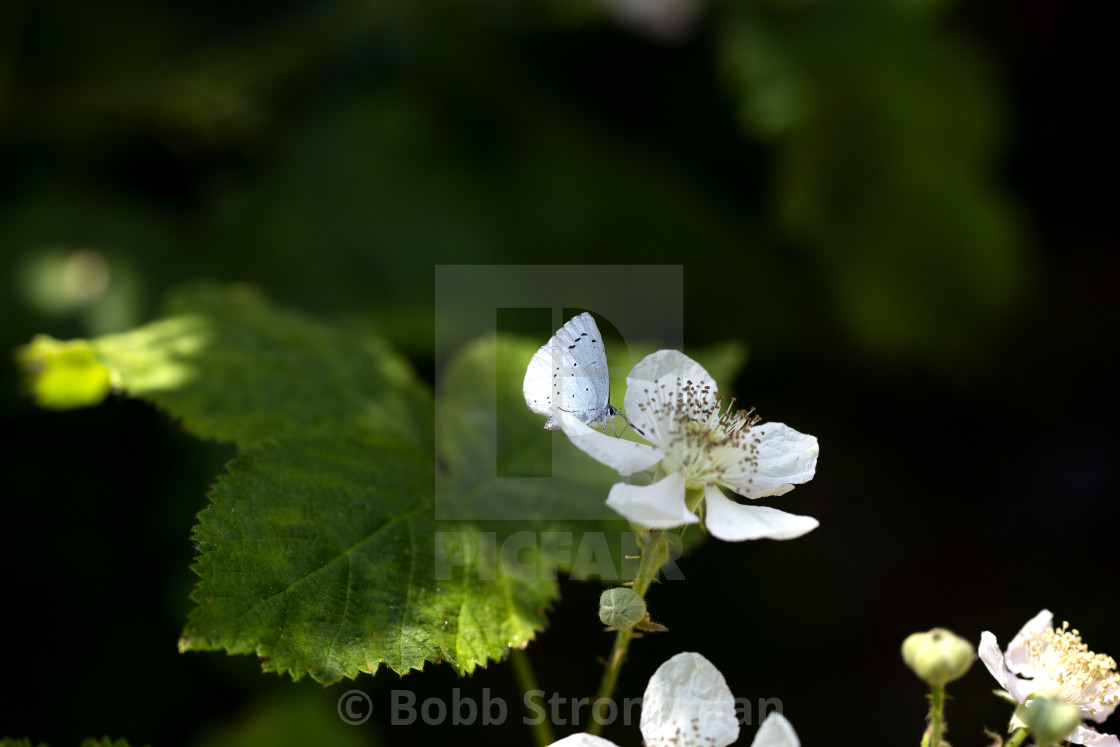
[558,350,819,541]
[979,609,1120,747]
[548,651,799,747]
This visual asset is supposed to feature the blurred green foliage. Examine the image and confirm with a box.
[719,1,1023,359]
[17,336,111,408]
[2,0,1024,373]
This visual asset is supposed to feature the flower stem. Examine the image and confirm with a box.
[587,628,633,736]
[511,647,554,747]
[1004,727,1029,747]
[928,684,945,746]
[587,530,674,737]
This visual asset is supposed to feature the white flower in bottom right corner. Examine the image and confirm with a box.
[979,608,1120,747]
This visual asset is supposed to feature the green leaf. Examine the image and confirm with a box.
[18,285,563,682]
[181,431,555,680]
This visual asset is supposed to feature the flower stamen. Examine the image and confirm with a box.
[1020,621,1120,717]
[645,377,766,489]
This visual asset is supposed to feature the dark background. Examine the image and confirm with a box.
[1,1,1115,745]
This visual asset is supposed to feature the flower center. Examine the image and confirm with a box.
[638,377,761,489]
[1025,622,1120,716]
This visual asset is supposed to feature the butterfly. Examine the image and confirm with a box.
[523,313,642,436]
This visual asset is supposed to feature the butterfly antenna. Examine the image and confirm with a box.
[627,416,645,438]
[612,406,645,438]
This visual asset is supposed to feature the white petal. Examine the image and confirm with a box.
[1005,609,1053,677]
[606,473,700,529]
[722,423,819,499]
[558,411,663,476]
[1006,675,1039,705]
[624,350,717,446]
[704,485,818,541]
[627,350,716,391]
[1069,725,1120,747]
[640,652,740,747]
[548,735,621,747]
[751,713,800,747]
[978,631,1011,692]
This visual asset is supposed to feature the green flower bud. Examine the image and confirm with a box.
[1021,698,1081,746]
[598,587,647,631]
[902,628,975,686]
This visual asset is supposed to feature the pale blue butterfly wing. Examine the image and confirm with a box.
[523,313,616,430]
